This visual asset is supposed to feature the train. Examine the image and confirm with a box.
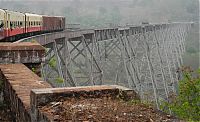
[0,9,65,41]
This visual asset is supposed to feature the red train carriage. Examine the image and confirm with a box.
[42,16,65,32]
[60,16,65,30]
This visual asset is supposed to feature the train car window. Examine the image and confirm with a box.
[20,22,22,26]
[0,20,4,28]
[10,22,13,28]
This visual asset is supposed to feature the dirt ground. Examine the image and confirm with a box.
[40,97,182,122]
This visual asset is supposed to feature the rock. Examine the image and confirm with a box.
[53,115,60,121]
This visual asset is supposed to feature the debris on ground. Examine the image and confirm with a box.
[39,97,182,122]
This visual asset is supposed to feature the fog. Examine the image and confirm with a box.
[0,0,198,27]
[0,0,199,69]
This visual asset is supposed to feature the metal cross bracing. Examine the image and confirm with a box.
[18,22,192,109]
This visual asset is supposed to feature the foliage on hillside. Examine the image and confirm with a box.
[161,67,200,121]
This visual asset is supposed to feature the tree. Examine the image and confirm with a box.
[162,67,200,121]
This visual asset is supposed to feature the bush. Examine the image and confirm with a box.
[162,67,200,121]
[55,77,64,83]
[49,57,57,69]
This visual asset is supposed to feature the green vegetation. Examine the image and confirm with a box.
[48,57,65,84]
[55,77,64,83]
[161,67,200,121]
[31,68,36,73]
[49,57,57,69]
[31,39,37,43]
[127,99,154,108]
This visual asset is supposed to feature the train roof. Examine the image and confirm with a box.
[0,9,64,18]
[42,14,65,18]
[4,9,25,16]
[25,13,42,17]
[0,9,5,13]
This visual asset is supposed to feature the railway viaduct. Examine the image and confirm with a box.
[0,22,193,121]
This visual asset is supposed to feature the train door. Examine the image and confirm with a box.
[23,16,25,33]
[0,12,4,40]
[27,16,29,32]
[25,14,28,33]
[4,12,6,30]
[7,13,10,37]
[3,10,8,38]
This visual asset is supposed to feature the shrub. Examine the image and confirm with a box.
[55,77,64,83]
[162,67,200,121]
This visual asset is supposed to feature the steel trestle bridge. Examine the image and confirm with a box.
[17,22,192,108]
